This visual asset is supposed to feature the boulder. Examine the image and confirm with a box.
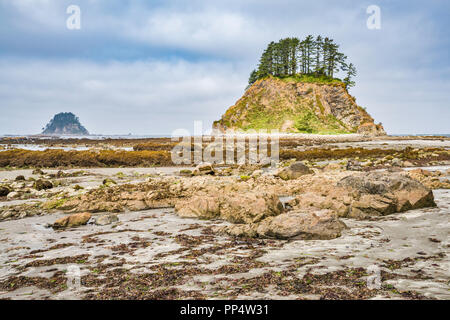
[32,168,45,175]
[337,172,436,217]
[221,209,346,240]
[323,163,342,172]
[192,162,215,176]
[251,170,264,178]
[175,196,220,220]
[94,214,119,226]
[288,172,436,219]
[346,160,362,171]
[34,179,53,191]
[0,185,11,197]
[6,191,19,200]
[221,192,284,224]
[175,192,284,224]
[102,178,117,187]
[15,175,25,181]
[276,161,312,180]
[407,169,450,189]
[179,169,193,177]
[52,212,91,229]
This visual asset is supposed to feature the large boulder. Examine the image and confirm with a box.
[192,162,215,176]
[289,172,436,219]
[94,214,119,226]
[34,179,53,191]
[407,169,450,189]
[175,195,220,220]
[52,212,91,229]
[0,185,11,197]
[276,161,313,180]
[337,172,436,218]
[221,192,284,224]
[221,209,346,240]
[175,192,284,224]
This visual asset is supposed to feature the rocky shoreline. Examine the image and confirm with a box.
[0,136,448,300]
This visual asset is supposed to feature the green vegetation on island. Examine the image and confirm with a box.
[249,36,356,89]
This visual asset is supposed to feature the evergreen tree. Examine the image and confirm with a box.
[304,35,314,73]
[248,35,356,87]
[248,69,258,85]
[313,35,323,75]
[343,63,357,89]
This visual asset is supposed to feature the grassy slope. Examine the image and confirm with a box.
[219,75,354,135]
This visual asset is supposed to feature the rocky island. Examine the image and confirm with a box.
[42,112,89,136]
[214,36,385,135]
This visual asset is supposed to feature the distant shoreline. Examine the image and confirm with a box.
[1,133,450,140]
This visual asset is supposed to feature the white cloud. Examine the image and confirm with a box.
[0,59,246,135]
[0,0,449,135]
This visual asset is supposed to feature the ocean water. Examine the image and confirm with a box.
[0,134,171,139]
[1,133,449,140]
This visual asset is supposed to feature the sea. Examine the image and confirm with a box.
[1,134,449,139]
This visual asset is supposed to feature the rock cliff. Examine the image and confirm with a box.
[213,76,385,135]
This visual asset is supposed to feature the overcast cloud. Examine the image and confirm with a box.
[0,0,449,135]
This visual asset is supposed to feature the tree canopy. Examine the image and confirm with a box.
[249,36,356,89]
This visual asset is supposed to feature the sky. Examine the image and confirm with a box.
[0,0,449,135]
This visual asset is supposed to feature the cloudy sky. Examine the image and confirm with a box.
[0,0,449,135]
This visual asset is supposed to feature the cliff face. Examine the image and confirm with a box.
[42,112,89,135]
[213,77,385,135]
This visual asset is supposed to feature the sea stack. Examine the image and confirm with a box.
[213,76,385,136]
[42,112,89,135]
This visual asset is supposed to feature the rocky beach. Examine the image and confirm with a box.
[0,135,448,300]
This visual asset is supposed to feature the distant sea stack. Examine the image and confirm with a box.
[213,76,386,136]
[42,112,89,135]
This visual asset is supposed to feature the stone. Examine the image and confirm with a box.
[346,160,362,171]
[221,192,284,224]
[251,170,264,178]
[337,172,436,216]
[179,169,193,177]
[102,178,117,186]
[175,192,284,224]
[52,212,92,229]
[6,191,19,200]
[192,162,215,176]
[276,161,312,180]
[32,168,45,175]
[94,214,119,226]
[221,209,346,240]
[323,163,342,172]
[407,169,450,190]
[403,161,414,167]
[175,196,220,220]
[0,185,11,197]
[34,179,53,191]
[15,175,25,181]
